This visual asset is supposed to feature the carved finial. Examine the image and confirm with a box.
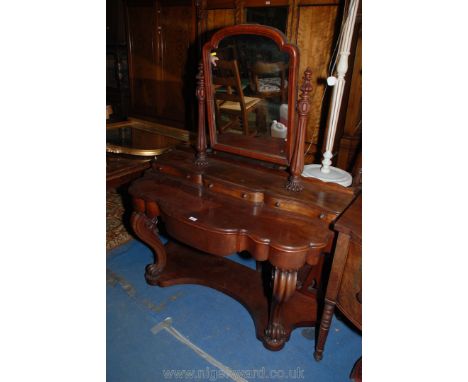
[195,62,208,167]
[297,67,313,116]
[286,68,313,192]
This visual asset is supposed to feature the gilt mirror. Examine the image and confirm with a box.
[202,24,299,166]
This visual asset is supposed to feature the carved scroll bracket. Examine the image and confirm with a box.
[264,268,298,348]
[131,210,167,283]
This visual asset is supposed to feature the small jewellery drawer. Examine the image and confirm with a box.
[264,195,335,222]
[152,163,202,184]
[203,178,264,203]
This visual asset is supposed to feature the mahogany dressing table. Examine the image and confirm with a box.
[128,25,355,350]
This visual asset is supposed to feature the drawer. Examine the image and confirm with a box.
[203,177,264,203]
[152,163,202,184]
[264,195,335,222]
[336,239,362,329]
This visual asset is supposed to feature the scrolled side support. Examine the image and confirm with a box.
[131,211,167,283]
[264,268,298,349]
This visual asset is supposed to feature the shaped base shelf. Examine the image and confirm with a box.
[146,240,318,351]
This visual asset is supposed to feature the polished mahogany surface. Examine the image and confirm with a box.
[131,151,334,265]
[129,148,355,350]
[335,193,362,241]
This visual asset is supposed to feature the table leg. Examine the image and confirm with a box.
[131,212,167,283]
[313,299,336,361]
[264,267,298,349]
[314,233,350,361]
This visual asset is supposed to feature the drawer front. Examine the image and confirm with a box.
[336,239,362,329]
[203,178,264,203]
[264,195,335,222]
[153,163,202,184]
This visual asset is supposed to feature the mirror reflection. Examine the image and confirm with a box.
[210,34,290,157]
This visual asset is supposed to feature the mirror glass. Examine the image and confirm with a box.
[209,34,290,159]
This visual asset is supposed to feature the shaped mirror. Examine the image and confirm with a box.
[202,25,299,166]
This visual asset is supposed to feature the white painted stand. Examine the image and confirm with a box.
[302,164,352,187]
[302,0,359,188]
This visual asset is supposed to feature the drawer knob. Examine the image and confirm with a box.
[275,201,281,207]
[241,193,247,199]
[208,183,214,188]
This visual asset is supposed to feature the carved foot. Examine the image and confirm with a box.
[264,322,287,349]
[145,263,163,284]
[286,176,303,192]
[131,210,167,285]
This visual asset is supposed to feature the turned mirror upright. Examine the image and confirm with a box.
[196,24,311,191]
[128,24,356,353]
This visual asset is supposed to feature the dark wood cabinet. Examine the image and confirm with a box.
[107,0,131,122]
[125,0,197,129]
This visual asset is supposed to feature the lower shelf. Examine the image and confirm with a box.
[146,240,318,351]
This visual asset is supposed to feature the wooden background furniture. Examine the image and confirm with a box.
[128,24,357,351]
[314,193,361,376]
[106,121,185,189]
[124,0,198,129]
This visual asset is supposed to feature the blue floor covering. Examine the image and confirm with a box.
[107,239,361,381]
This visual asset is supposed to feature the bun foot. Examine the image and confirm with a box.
[145,263,163,284]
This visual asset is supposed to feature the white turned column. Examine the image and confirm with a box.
[321,0,360,173]
[302,0,359,187]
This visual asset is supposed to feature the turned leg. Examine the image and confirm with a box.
[314,299,336,361]
[131,211,167,284]
[264,267,298,349]
[314,234,351,360]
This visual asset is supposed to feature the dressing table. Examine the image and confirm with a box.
[128,25,355,350]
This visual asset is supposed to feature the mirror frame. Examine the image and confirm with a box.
[202,24,299,166]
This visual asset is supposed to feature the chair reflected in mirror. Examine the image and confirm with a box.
[212,59,267,136]
[249,61,288,104]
